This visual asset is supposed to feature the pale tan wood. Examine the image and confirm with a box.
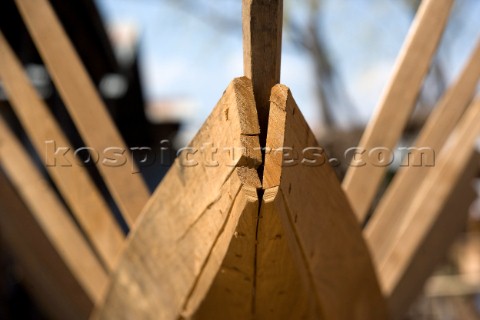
[342,0,454,222]
[243,0,283,132]
[0,32,124,271]
[378,97,480,317]
[386,152,478,318]
[366,39,480,269]
[14,0,150,225]
[256,187,320,320]
[196,186,318,320]
[182,185,258,319]
[193,187,258,319]
[261,84,388,319]
[94,78,262,320]
[0,116,109,318]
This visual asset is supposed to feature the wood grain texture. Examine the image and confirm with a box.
[378,97,480,317]
[255,187,319,320]
[94,78,262,320]
[0,116,108,319]
[185,186,258,319]
[0,32,124,271]
[342,0,454,222]
[262,85,388,319]
[243,0,283,134]
[366,39,480,270]
[387,152,479,319]
[15,0,150,225]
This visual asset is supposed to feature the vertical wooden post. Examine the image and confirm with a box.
[243,0,283,139]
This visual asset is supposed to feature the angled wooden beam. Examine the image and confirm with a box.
[0,32,124,271]
[366,39,480,268]
[14,0,150,225]
[243,0,283,135]
[386,152,478,318]
[260,85,387,319]
[94,78,262,319]
[378,97,480,318]
[342,0,454,222]
[0,115,108,319]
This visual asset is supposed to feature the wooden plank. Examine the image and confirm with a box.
[0,32,124,271]
[386,152,478,318]
[182,186,258,319]
[378,97,480,318]
[366,39,480,269]
[243,0,283,133]
[14,0,150,225]
[192,186,258,319]
[0,116,109,319]
[342,0,454,222]
[261,84,388,319]
[94,78,262,319]
[255,187,320,320]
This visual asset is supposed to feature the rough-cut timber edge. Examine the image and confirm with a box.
[378,97,480,319]
[366,39,480,272]
[243,0,283,137]
[0,32,124,271]
[260,85,388,319]
[15,0,150,225]
[94,77,262,320]
[342,0,454,222]
[387,152,479,320]
[0,117,108,320]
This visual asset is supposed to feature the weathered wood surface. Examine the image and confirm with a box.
[366,39,480,270]
[0,116,108,319]
[0,32,124,271]
[256,187,320,320]
[261,84,387,319]
[378,97,480,318]
[186,186,258,319]
[342,0,454,222]
[243,0,283,133]
[15,0,150,225]
[94,78,262,320]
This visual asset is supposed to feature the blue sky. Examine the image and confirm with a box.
[95,0,480,144]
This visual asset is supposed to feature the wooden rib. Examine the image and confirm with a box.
[94,78,262,319]
[181,186,259,319]
[366,39,480,268]
[342,0,454,222]
[0,32,124,271]
[193,187,258,319]
[255,187,320,319]
[379,97,480,318]
[14,0,150,225]
[0,115,108,319]
[386,152,478,318]
[260,85,387,319]
[243,0,283,133]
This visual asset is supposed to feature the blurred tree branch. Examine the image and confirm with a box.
[164,0,354,129]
